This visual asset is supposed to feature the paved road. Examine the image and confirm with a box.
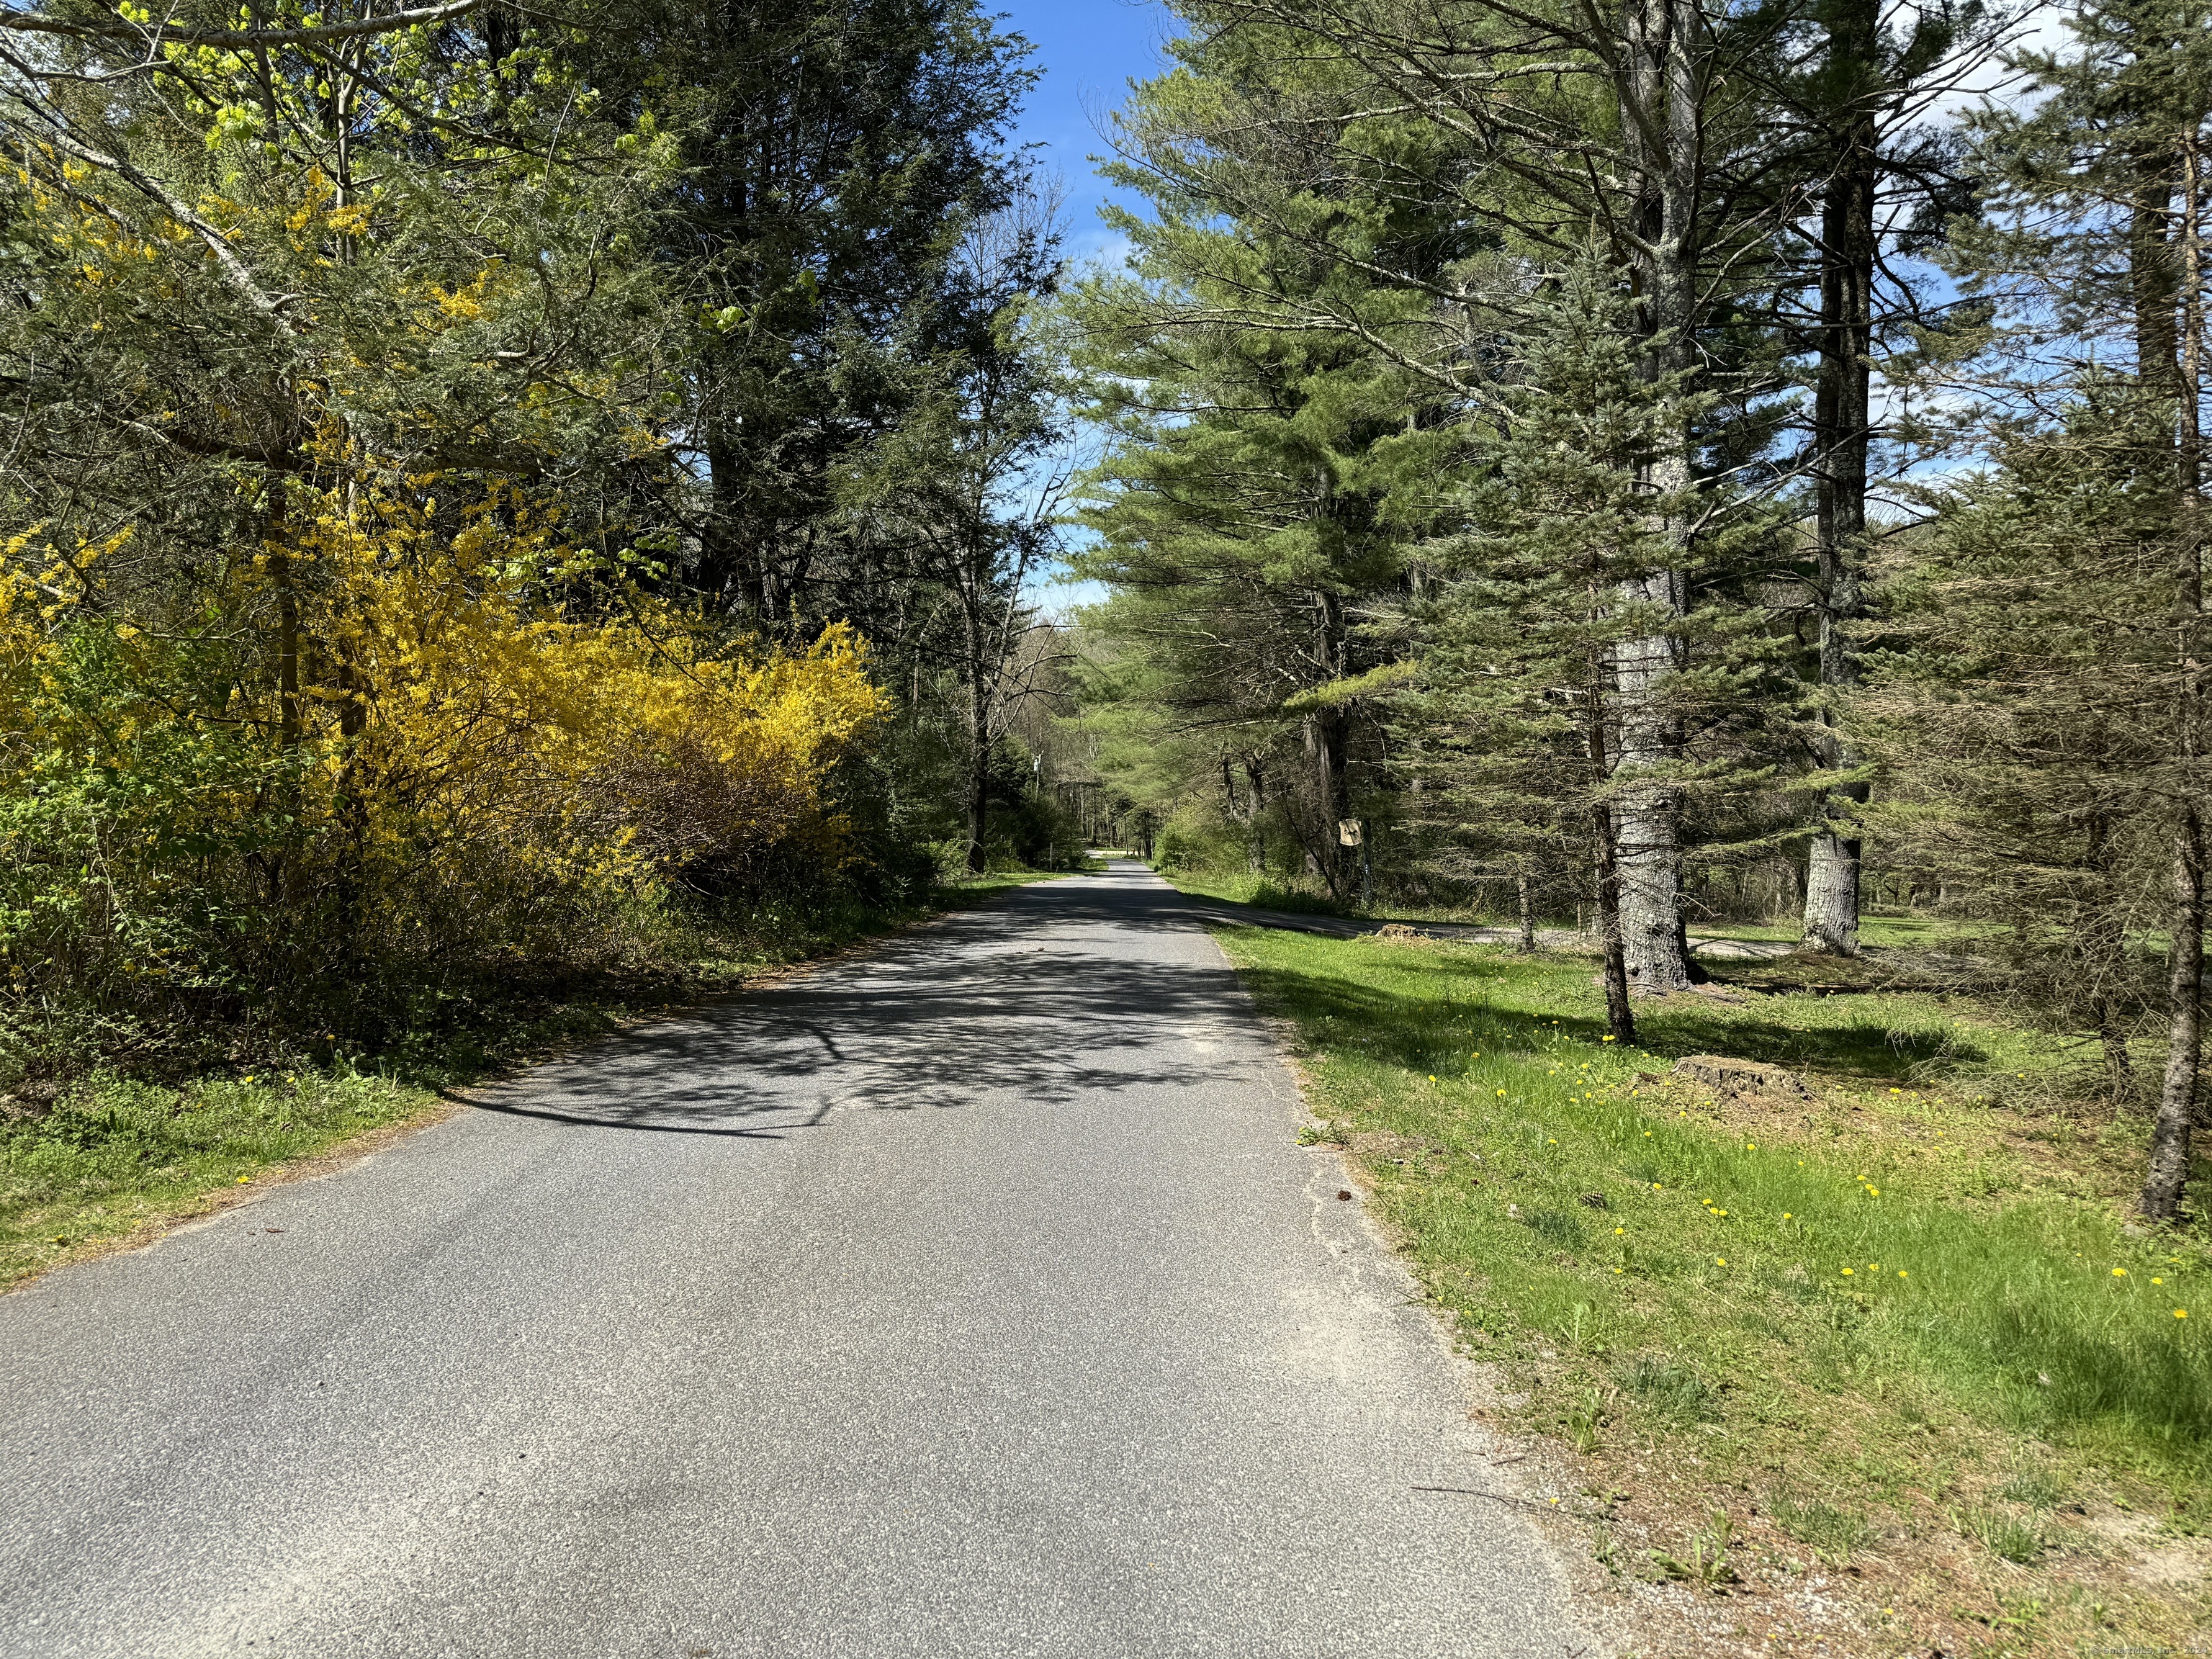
[0,863,1589,1658]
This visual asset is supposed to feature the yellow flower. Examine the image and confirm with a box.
[1653,1183,1663,1190]
[2154,1277,2165,1285]
[1614,1227,1624,1236]
[1496,1088,1507,1097]
[1715,1257,1727,1266]
[1842,1267,1853,1276]
[1783,1212,1792,1219]
[2177,1309,2190,1320]
[1897,1270,1907,1278]
[2113,1267,2128,1277]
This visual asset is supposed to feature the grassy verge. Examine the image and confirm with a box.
[0,871,1063,1290]
[1165,868,1984,950]
[1213,922,2211,1656]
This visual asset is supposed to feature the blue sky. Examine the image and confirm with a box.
[991,1,1182,611]
[994,0,1180,271]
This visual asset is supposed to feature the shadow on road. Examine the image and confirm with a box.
[462,869,1285,1138]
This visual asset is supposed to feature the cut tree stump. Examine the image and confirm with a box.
[1668,1053,1810,1100]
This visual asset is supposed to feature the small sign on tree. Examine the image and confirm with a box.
[1338,819,1362,847]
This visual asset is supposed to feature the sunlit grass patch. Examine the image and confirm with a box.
[1,1066,433,1286]
[1212,920,2212,1640]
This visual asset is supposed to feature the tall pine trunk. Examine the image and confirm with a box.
[2144,132,2207,1221]
[1803,1,1879,956]
[1586,649,1637,1043]
[1611,0,1701,994]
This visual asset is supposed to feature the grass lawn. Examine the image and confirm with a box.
[1211,920,2211,1657]
[1164,866,1987,950]
[0,871,1066,1290]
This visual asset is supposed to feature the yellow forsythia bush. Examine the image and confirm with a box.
[0,470,886,1004]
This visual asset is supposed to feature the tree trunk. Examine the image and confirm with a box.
[1609,0,1699,995]
[2143,132,2207,1220]
[1801,0,1880,958]
[1516,872,1537,953]
[2145,806,2203,1218]
[1612,567,1692,992]
[1586,675,1637,1043]
[963,603,990,875]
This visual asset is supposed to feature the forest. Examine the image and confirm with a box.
[1,0,2208,1197]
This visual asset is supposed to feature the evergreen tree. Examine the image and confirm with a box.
[1881,0,2212,1218]
[1398,260,1789,1033]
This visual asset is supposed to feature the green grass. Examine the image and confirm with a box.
[1211,925,2212,1604]
[1156,868,1350,915]
[1,1067,441,1284]
[1,871,1072,1290]
[1166,867,1989,950]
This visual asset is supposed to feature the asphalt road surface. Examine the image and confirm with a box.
[1,862,1590,1658]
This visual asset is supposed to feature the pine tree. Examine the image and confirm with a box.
[1886,0,2212,1218]
[1401,260,1788,1035]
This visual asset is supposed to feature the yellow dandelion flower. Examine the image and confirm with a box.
[1842,1267,1854,1276]
[1715,1256,1727,1266]
[1897,1270,1907,1278]
[2154,1277,2165,1285]
[2177,1309,2190,1320]
[2113,1267,2128,1278]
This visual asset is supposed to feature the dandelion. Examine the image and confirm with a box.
[1716,1209,1728,1217]
[1429,1075,1436,1083]
[1644,1130,1653,1137]
[236,1175,250,1184]
[1496,1089,1507,1097]
[1869,1262,1879,1270]
[1897,1270,1907,1278]
[1715,1256,1727,1267]
[2154,1277,2165,1285]
[2113,1268,2128,1278]
[1783,1212,1792,1220]
[1653,1182,1663,1191]
[1745,1142,1756,1151]
[1602,1035,1616,1043]
[1842,1267,1854,1277]
[2176,1309,2190,1320]
[1614,1227,1624,1236]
